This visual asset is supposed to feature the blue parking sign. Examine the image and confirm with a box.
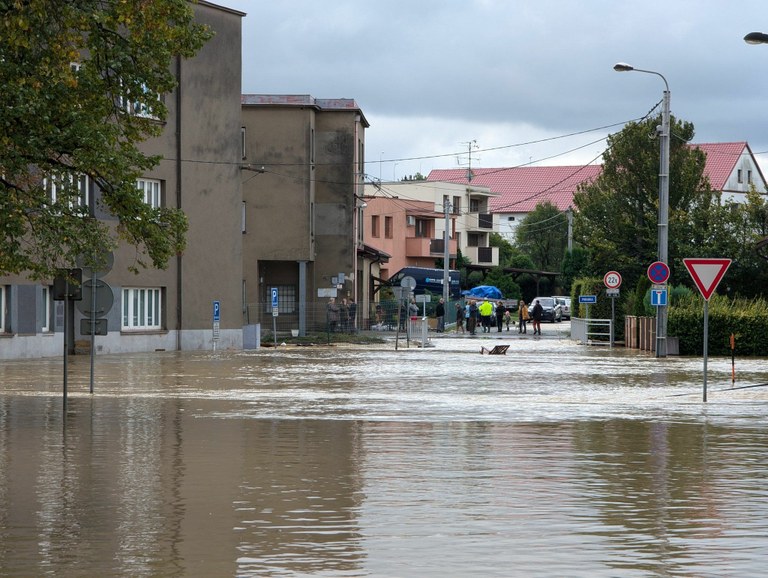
[213,300,220,322]
[271,288,279,309]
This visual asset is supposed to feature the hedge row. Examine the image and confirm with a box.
[668,295,768,356]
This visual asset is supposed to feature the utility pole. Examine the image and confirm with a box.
[566,208,573,252]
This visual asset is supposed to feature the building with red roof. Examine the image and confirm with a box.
[427,142,766,242]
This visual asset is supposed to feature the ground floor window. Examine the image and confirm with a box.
[0,285,6,333]
[41,286,52,332]
[122,287,162,330]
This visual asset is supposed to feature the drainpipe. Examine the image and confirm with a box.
[175,55,183,351]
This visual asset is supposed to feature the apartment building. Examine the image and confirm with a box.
[0,2,245,359]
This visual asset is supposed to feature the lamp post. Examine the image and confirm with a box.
[614,62,670,358]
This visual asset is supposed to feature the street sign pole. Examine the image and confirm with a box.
[703,300,709,402]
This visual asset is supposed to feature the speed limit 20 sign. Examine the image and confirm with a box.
[603,271,622,289]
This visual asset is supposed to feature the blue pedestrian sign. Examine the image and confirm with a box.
[213,300,220,322]
[578,295,597,304]
[651,287,668,307]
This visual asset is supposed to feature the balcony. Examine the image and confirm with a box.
[464,245,499,266]
[406,237,458,258]
[465,212,494,231]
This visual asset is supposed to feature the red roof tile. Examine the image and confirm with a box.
[427,166,603,213]
[427,142,760,213]
[691,142,747,191]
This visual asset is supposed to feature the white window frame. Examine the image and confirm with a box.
[0,285,6,333]
[44,172,89,209]
[122,287,162,330]
[120,81,160,119]
[137,178,161,208]
[41,286,51,333]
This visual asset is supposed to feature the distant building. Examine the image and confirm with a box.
[362,180,498,282]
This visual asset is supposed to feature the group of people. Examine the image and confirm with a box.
[326,297,357,333]
[453,297,544,336]
[517,299,543,335]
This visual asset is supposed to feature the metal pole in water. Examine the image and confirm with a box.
[703,300,709,403]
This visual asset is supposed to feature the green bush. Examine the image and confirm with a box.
[668,294,768,356]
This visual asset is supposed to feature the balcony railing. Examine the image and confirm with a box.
[406,237,458,258]
[464,245,499,266]
[465,212,494,230]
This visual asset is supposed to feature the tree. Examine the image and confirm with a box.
[0,0,213,279]
[515,201,568,272]
[489,232,516,268]
[572,114,712,290]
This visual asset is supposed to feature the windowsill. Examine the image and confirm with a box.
[120,329,169,336]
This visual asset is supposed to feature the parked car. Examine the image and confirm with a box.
[553,296,571,320]
[533,297,562,322]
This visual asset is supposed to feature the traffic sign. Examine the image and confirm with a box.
[578,295,597,304]
[647,261,670,284]
[213,300,221,322]
[651,287,668,306]
[603,271,622,289]
[606,288,620,297]
[683,258,732,301]
[271,287,279,309]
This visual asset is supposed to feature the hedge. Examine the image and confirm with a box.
[668,295,768,356]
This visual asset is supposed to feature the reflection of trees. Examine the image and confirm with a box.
[570,420,746,575]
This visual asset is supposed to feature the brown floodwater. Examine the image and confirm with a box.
[1,335,767,577]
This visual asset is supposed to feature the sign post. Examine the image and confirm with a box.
[683,258,732,402]
[647,261,671,358]
[271,288,279,347]
[603,272,622,346]
[212,300,221,350]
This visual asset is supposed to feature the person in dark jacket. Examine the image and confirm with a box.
[530,299,543,335]
[495,301,506,333]
[435,298,445,332]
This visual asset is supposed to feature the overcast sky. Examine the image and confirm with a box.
[223,0,768,181]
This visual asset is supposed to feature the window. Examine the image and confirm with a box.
[415,219,429,238]
[452,196,461,215]
[122,288,162,330]
[470,198,480,213]
[0,285,6,333]
[385,216,393,239]
[242,201,247,233]
[241,126,247,160]
[265,285,296,313]
[508,216,516,221]
[44,172,89,209]
[137,178,161,208]
[748,169,753,184]
[41,286,51,333]
[737,169,743,184]
[120,82,161,119]
[371,215,380,237]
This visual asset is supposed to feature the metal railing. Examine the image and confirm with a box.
[571,317,613,347]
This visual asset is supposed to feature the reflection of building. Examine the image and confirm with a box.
[0,3,245,359]
[362,181,498,282]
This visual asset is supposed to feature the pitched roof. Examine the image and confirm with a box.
[427,165,603,213]
[427,141,764,213]
[691,141,753,191]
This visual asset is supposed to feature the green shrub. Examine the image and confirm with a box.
[668,294,768,356]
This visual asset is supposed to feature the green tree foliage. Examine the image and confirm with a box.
[515,201,568,272]
[489,232,515,268]
[560,246,589,295]
[483,267,521,299]
[0,0,212,279]
[572,115,712,290]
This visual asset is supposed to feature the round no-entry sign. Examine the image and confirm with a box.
[603,271,622,289]
[647,261,670,284]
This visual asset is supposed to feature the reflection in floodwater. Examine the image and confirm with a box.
[0,337,767,576]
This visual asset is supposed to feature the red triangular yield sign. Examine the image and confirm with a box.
[683,258,732,300]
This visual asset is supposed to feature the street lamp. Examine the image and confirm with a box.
[614,62,670,358]
[744,32,768,44]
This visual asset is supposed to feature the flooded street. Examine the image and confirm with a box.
[1,334,767,576]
